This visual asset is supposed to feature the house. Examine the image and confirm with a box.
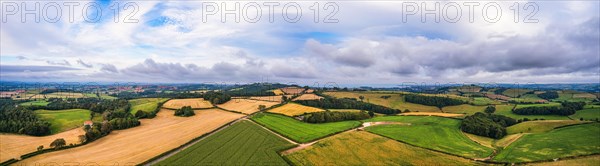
[84,120,94,127]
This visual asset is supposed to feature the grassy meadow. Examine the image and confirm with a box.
[35,109,91,133]
[506,120,588,134]
[129,98,169,113]
[364,116,493,158]
[494,123,600,162]
[251,113,361,143]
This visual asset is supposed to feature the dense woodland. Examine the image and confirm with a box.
[0,100,50,136]
[403,94,465,108]
[460,112,518,139]
[203,91,231,104]
[537,91,559,100]
[512,102,585,116]
[303,111,372,123]
[295,97,401,115]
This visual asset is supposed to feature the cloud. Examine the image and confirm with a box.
[100,64,119,73]
[0,65,79,72]
[46,60,71,66]
[77,59,94,68]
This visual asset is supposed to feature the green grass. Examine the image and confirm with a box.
[19,100,50,106]
[506,120,588,134]
[35,109,91,134]
[99,95,117,99]
[494,123,600,162]
[251,113,361,143]
[441,104,486,115]
[364,116,493,158]
[502,89,532,98]
[158,120,293,165]
[128,98,169,113]
[495,104,570,120]
[470,97,500,106]
[514,102,561,109]
[570,106,600,121]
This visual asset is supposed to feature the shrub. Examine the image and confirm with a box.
[174,106,195,117]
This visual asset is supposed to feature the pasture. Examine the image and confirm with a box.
[494,123,600,162]
[267,103,324,116]
[129,98,169,113]
[251,113,361,143]
[365,116,493,158]
[17,109,244,165]
[19,100,50,106]
[218,99,279,114]
[158,120,293,165]
[494,104,570,120]
[570,106,600,121]
[323,92,441,112]
[400,112,465,117]
[506,120,588,134]
[162,98,213,109]
[285,131,478,166]
[441,104,485,115]
[502,89,532,98]
[35,109,91,133]
[0,127,85,163]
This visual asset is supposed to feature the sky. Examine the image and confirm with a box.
[1,0,599,85]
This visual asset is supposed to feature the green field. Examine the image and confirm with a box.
[470,97,501,106]
[19,100,50,106]
[35,109,91,133]
[494,123,600,162]
[570,106,600,121]
[506,120,588,134]
[129,98,169,113]
[441,104,485,115]
[364,116,493,158]
[285,131,478,166]
[495,104,570,120]
[502,89,532,98]
[251,113,361,143]
[158,120,293,165]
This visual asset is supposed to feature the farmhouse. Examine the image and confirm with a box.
[83,120,93,127]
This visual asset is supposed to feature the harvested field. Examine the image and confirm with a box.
[233,96,283,102]
[0,127,85,162]
[218,99,279,114]
[285,131,479,165]
[271,89,285,95]
[162,98,212,109]
[280,87,304,95]
[292,93,323,101]
[506,120,589,134]
[267,103,324,116]
[17,109,244,165]
[400,112,465,117]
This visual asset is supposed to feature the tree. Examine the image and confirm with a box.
[78,135,87,143]
[484,106,496,114]
[37,145,44,151]
[368,111,375,117]
[50,138,66,149]
[135,110,147,118]
[258,105,266,111]
[359,96,365,102]
[282,95,288,102]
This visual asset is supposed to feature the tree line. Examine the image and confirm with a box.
[295,97,400,115]
[174,106,195,117]
[203,91,231,104]
[512,101,585,116]
[403,94,465,108]
[303,110,372,123]
[460,112,518,139]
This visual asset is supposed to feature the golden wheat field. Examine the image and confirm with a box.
[292,94,323,101]
[218,99,279,114]
[16,109,243,165]
[267,103,324,116]
[280,87,305,95]
[0,127,85,162]
[162,98,213,109]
